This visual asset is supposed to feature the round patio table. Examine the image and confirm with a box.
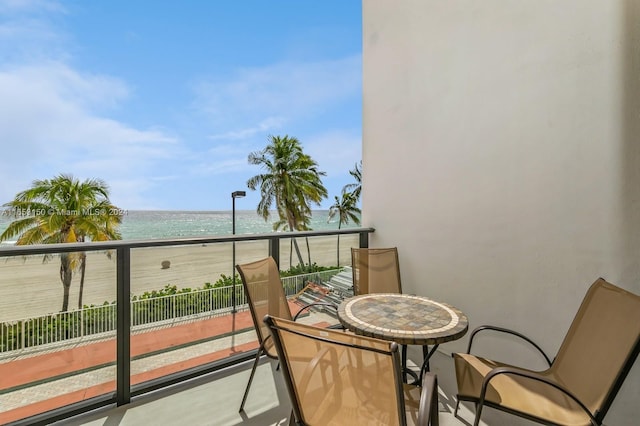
[337,293,468,382]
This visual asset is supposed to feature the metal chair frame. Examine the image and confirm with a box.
[236,257,339,412]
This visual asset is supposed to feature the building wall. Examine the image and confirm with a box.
[362,0,640,423]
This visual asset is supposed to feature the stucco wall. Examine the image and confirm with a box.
[362,0,640,423]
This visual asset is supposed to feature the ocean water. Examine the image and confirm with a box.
[0,210,358,243]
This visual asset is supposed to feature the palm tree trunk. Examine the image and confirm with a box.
[305,237,311,267]
[336,222,342,267]
[78,252,87,309]
[292,238,304,266]
[60,254,73,312]
[289,239,293,266]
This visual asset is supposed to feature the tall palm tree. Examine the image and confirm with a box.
[328,192,361,266]
[0,174,122,311]
[247,135,328,266]
[342,160,362,202]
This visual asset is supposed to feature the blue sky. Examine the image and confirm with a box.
[0,0,362,210]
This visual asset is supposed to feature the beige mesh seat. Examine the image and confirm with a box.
[351,247,402,295]
[453,277,640,426]
[265,315,439,425]
[236,257,340,412]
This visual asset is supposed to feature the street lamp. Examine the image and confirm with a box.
[231,190,246,313]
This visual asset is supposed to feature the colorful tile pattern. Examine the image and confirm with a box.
[338,293,468,345]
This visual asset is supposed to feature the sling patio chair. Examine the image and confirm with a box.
[351,247,402,295]
[453,277,640,426]
[351,247,427,379]
[264,315,440,425]
[236,256,342,412]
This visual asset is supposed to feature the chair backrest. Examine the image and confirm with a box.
[264,315,407,425]
[236,257,293,356]
[551,278,640,421]
[351,247,402,295]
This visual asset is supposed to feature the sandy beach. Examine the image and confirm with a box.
[0,235,358,322]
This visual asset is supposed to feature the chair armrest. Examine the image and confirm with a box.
[293,302,345,330]
[418,372,439,426]
[292,302,338,320]
[465,325,552,367]
[477,367,598,426]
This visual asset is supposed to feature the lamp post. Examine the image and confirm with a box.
[231,190,246,313]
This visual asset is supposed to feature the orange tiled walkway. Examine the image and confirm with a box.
[0,310,254,390]
[0,304,325,425]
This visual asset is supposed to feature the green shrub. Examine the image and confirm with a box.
[280,263,337,277]
[0,268,321,351]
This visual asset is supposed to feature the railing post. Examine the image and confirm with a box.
[269,235,280,266]
[359,230,369,248]
[116,246,131,406]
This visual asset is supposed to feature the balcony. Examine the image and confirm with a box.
[1,228,631,425]
[0,229,375,425]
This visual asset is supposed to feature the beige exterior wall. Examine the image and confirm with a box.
[362,0,640,423]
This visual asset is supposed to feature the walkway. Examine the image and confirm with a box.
[0,305,332,425]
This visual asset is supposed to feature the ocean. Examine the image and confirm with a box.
[0,210,357,243]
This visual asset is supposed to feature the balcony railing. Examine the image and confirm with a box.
[0,269,342,357]
[0,228,373,426]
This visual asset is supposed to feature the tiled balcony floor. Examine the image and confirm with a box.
[52,344,538,426]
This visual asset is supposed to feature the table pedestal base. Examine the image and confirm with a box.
[401,344,442,385]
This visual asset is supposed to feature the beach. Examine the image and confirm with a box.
[0,234,358,322]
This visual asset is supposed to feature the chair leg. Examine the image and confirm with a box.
[473,402,483,426]
[429,374,439,426]
[454,399,459,417]
[402,344,408,382]
[239,348,263,412]
[288,409,300,425]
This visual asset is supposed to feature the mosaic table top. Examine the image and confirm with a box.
[337,293,468,345]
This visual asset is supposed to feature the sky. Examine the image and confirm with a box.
[0,0,362,211]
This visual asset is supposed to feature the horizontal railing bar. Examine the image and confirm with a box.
[0,228,375,257]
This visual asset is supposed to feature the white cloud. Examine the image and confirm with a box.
[305,130,362,177]
[193,54,361,134]
[209,116,286,140]
[0,62,178,207]
[0,0,68,63]
[189,56,362,187]
[0,0,64,13]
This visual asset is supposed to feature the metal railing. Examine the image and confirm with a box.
[0,227,373,426]
[0,269,342,357]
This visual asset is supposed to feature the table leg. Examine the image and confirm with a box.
[402,345,420,384]
[422,345,429,371]
[419,344,440,383]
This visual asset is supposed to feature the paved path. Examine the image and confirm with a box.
[0,306,333,424]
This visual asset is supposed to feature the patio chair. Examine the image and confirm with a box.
[351,247,425,378]
[264,315,440,425]
[236,257,341,412]
[351,247,402,295]
[453,277,640,426]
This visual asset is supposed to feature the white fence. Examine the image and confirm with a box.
[0,269,341,358]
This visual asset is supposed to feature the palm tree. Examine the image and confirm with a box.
[247,135,328,266]
[0,174,122,311]
[76,199,122,308]
[342,160,362,202]
[328,192,361,266]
